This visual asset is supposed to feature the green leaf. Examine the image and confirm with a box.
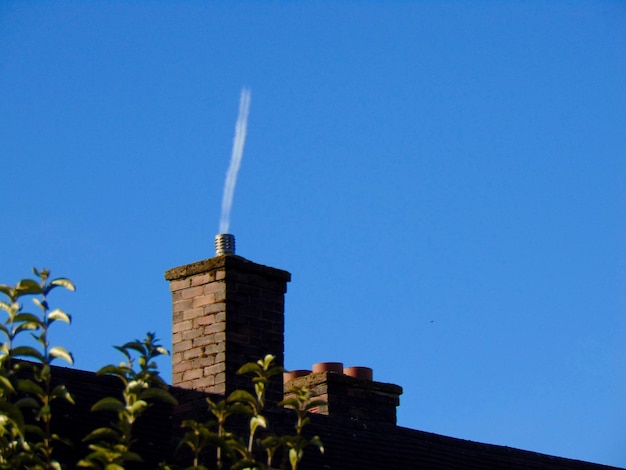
[139,387,178,405]
[310,436,324,453]
[49,278,76,292]
[260,353,276,368]
[25,422,45,438]
[228,402,255,416]
[279,397,300,409]
[76,461,97,468]
[15,279,42,296]
[0,285,14,298]
[14,312,44,324]
[51,384,75,404]
[250,415,267,437]
[49,461,63,470]
[13,323,39,337]
[15,397,39,409]
[122,450,144,462]
[96,364,128,376]
[227,389,257,406]
[14,321,40,334]
[117,341,146,355]
[48,309,72,324]
[91,397,125,413]
[236,362,262,375]
[0,374,15,393]
[266,365,286,377]
[104,464,125,470]
[49,346,74,365]
[128,399,148,415]
[12,346,45,362]
[37,403,52,421]
[83,427,120,442]
[289,448,301,468]
[52,433,74,449]
[0,400,26,431]
[32,297,48,311]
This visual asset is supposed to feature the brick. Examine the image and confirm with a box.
[192,356,215,368]
[192,294,215,308]
[173,299,193,313]
[169,279,190,292]
[193,334,216,348]
[183,308,204,320]
[172,320,192,334]
[195,314,216,326]
[169,259,289,402]
[173,362,191,374]
[181,286,204,299]
[203,303,226,315]
[204,363,225,376]
[190,273,212,286]
[204,323,225,335]
[228,332,251,344]
[200,282,221,294]
[174,339,192,351]
[192,376,215,389]
[183,368,202,381]
[228,271,248,283]
[182,328,203,340]
[204,343,225,355]
[235,284,261,298]
[183,347,202,360]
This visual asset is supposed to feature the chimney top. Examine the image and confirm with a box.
[215,233,235,256]
[165,254,290,283]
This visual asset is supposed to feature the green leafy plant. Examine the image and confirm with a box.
[174,355,324,470]
[1,270,326,470]
[78,333,178,469]
[277,387,325,470]
[0,268,75,469]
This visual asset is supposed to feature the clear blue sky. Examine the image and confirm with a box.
[1,2,625,467]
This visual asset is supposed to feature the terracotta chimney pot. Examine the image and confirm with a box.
[313,362,344,374]
[283,369,312,383]
[344,366,373,381]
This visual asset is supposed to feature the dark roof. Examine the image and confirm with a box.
[49,366,176,468]
[36,365,624,470]
[297,415,622,470]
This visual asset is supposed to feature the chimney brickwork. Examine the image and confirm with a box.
[165,255,290,404]
[284,371,403,425]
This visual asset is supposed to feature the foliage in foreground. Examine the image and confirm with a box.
[172,354,324,470]
[0,269,324,469]
[0,268,75,469]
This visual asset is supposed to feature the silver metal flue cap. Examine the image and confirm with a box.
[215,233,235,256]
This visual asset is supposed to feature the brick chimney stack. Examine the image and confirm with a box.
[165,255,290,404]
[284,363,403,425]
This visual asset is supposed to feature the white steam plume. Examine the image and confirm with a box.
[219,88,251,234]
